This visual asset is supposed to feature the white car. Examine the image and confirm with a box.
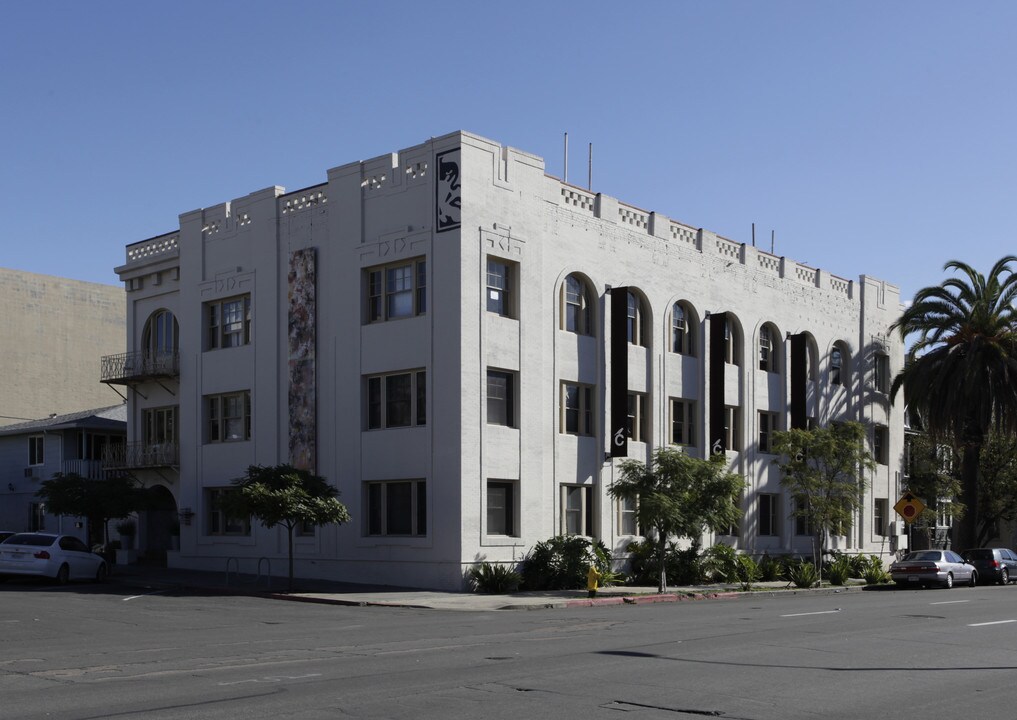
[0,533,108,584]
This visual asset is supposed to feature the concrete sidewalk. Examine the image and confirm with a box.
[107,564,866,611]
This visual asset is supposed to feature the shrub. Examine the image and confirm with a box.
[736,554,761,590]
[521,535,612,590]
[784,557,820,588]
[861,555,890,585]
[703,543,740,583]
[625,540,705,586]
[467,562,522,594]
[758,553,784,582]
[828,555,853,586]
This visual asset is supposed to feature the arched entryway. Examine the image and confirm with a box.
[143,485,177,566]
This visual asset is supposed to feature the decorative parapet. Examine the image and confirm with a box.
[618,203,649,230]
[281,186,328,214]
[561,185,595,215]
[669,220,698,248]
[125,233,178,264]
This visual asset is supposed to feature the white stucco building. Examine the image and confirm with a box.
[105,131,905,590]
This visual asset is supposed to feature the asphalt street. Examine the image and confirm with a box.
[2,580,1016,719]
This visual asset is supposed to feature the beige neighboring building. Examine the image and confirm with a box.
[0,268,125,426]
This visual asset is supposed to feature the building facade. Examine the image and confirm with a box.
[0,405,126,540]
[108,131,905,590]
[0,268,125,427]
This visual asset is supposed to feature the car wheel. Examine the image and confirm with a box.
[1002,568,1010,585]
[944,572,953,589]
[95,563,108,583]
[55,564,70,585]
[969,571,978,587]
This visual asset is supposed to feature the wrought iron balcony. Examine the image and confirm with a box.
[103,442,179,470]
[101,351,179,385]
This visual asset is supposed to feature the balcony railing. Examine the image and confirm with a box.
[101,351,179,384]
[61,459,106,480]
[103,442,179,470]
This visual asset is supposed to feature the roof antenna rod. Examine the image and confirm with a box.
[752,222,756,247]
[563,132,568,184]
[771,229,775,255]
[588,142,593,190]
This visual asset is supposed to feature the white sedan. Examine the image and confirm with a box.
[889,549,977,589]
[0,533,108,584]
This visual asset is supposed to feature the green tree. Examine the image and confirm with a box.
[890,256,1017,551]
[220,465,351,590]
[36,472,146,548]
[772,423,875,576]
[903,431,964,549]
[975,433,1017,548]
[609,447,744,593]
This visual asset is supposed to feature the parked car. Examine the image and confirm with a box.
[889,550,977,589]
[0,533,108,584]
[961,547,1017,585]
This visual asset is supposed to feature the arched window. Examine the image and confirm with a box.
[561,274,594,336]
[142,310,178,358]
[831,344,846,386]
[759,324,779,373]
[724,318,741,366]
[671,302,695,356]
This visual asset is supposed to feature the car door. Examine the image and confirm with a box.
[944,550,971,582]
[59,536,99,579]
[1002,549,1017,580]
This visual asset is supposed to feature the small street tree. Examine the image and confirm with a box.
[609,447,744,593]
[975,433,1017,548]
[904,431,964,549]
[36,472,146,548]
[772,422,875,576]
[220,465,351,590]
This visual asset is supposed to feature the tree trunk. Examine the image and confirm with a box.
[955,442,981,552]
[657,532,667,594]
[287,525,295,592]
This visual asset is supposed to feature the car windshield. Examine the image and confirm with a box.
[4,533,57,547]
[906,551,942,561]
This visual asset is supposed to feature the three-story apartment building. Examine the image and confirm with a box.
[106,131,905,590]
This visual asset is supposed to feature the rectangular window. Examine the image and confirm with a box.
[487,369,516,427]
[874,498,888,536]
[206,295,252,350]
[874,425,888,465]
[206,391,251,443]
[366,258,426,322]
[670,398,696,447]
[366,370,426,429]
[562,485,594,536]
[724,406,742,451]
[206,488,251,536]
[794,498,814,536]
[627,392,648,443]
[874,353,890,394]
[28,435,44,466]
[619,495,638,536]
[487,480,517,536]
[759,493,779,536]
[758,411,779,454]
[366,479,426,536]
[486,258,515,318]
[143,406,177,446]
[561,382,594,436]
[29,502,46,531]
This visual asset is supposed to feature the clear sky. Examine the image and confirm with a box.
[2,1,1014,302]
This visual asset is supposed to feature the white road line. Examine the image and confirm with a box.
[123,590,170,602]
[968,619,1017,627]
[780,610,841,618]
[930,600,970,605]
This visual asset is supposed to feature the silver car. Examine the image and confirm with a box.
[0,533,108,584]
[890,550,977,589]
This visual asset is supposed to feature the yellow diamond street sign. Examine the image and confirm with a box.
[893,492,927,525]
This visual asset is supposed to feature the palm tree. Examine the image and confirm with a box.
[890,256,1017,551]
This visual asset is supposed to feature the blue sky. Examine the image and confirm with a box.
[2,1,1014,301]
